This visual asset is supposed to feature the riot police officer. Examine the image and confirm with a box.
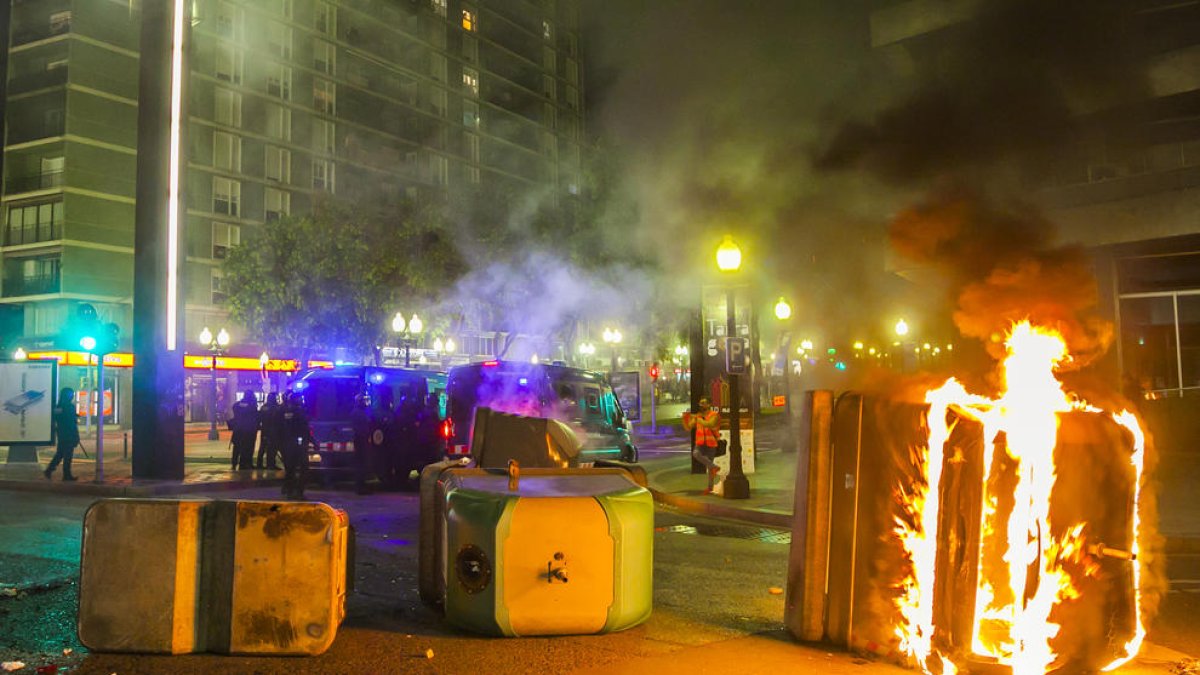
[280,391,312,499]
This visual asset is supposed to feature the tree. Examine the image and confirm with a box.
[221,197,463,362]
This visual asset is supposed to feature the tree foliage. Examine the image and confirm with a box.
[221,197,463,359]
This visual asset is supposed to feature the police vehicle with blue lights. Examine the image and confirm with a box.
[444,360,638,463]
[288,365,446,467]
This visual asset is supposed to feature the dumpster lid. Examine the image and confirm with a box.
[456,472,639,497]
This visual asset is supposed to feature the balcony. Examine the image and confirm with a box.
[7,68,68,96]
[2,273,61,297]
[11,18,71,47]
[5,170,64,195]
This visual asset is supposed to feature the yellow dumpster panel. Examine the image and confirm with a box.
[504,496,615,635]
[78,499,207,654]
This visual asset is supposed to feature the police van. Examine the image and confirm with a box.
[288,365,446,467]
[444,360,638,463]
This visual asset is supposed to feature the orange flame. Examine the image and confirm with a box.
[893,322,1147,674]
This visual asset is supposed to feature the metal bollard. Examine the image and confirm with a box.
[123,432,129,460]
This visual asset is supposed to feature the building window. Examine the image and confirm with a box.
[461,8,477,31]
[313,158,335,192]
[267,22,293,60]
[431,54,447,82]
[543,45,556,73]
[266,104,291,141]
[213,131,241,171]
[277,0,294,18]
[211,269,227,305]
[212,222,240,259]
[543,20,552,40]
[566,85,579,110]
[315,1,335,34]
[565,58,578,85]
[215,43,243,84]
[2,255,61,297]
[462,68,479,97]
[543,75,556,99]
[49,11,72,34]
[265,146,291,183]
[215,1,240,39]
[4,200,64,246]
[465,133,480,184]
[463,100,479,128]
[431,0,447,17]
[214,88,242,127]
[212,177,241,216]
[541,130,556,157]
[432,155,449,186]
[264,187,290,221]
[463,36,478,63]
[313,79,336,115]
[313,119,335,155]
[267,64,292,100]
[314,40,336,75]
[543,103,556,129]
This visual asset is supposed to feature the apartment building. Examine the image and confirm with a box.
[0,0,586,424]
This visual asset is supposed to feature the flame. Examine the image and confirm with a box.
[893,321,1148,674]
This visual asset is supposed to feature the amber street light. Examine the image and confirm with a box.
[199,326,230,440]
[716,236,749,500]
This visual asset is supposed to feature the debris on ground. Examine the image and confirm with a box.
[767,587,783,595]
[425,648,435,659]
[1173,659,1200,674]
[1,662,26,672]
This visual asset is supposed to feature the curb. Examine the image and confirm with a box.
[649,486,793,529]
[0,477,284,497]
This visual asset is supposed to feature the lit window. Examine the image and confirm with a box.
[266,104,291,141]
[463,100,479,128]
[212,177,241,216]
[212,222,240,259]
[213,131,241,171]
[265,146,291,183]
[267,64,292,100]
[462,67,479,96]
[214,89,242,127]
[543,20,552,40]
[314,40,336,75]
[215,44,243,84]
[461,8,476,31]
[265,187,290,221]
[313,79,336,115]
[431,0,447,17]
[313,159,335,192]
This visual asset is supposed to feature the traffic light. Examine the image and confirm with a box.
[648,363,660,380]
[72,304,120,355]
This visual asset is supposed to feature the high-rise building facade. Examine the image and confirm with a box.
[0,0,585,425]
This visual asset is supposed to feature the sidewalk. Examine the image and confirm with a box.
[0,432,283,496]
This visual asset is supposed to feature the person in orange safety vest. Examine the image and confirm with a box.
[682,397,722,494]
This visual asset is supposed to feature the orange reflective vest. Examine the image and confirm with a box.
[693,409,719,448]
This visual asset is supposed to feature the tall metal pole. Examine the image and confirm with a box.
[207,350,219,440]
[780,333,795,453]
[95,358,105,482]
[132,0,190,479]
[724,287,750,499]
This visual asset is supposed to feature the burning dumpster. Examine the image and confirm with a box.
[790,322,1154,674]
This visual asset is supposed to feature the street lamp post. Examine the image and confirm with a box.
[717,235,750,499]
[199,327,230,440]
[433,337,456,368]
[578,341,596,369]
[774,297,796,453]
[602,328,622,373]
[392,312,424,367]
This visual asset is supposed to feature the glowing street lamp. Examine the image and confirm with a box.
[602,328,622,372]
[774,297,792,321]
[578,341,596,369]
[895,319,910,337]
[774,296,796,453]
[13,347,27,361]
[716,235,749,500]
[392,312,424,367]
[199,326,231,441]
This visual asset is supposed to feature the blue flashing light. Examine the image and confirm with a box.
[370,373,385,384]
[518,377,528,386]
[335,360,352,366]
[293,381,308,390]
